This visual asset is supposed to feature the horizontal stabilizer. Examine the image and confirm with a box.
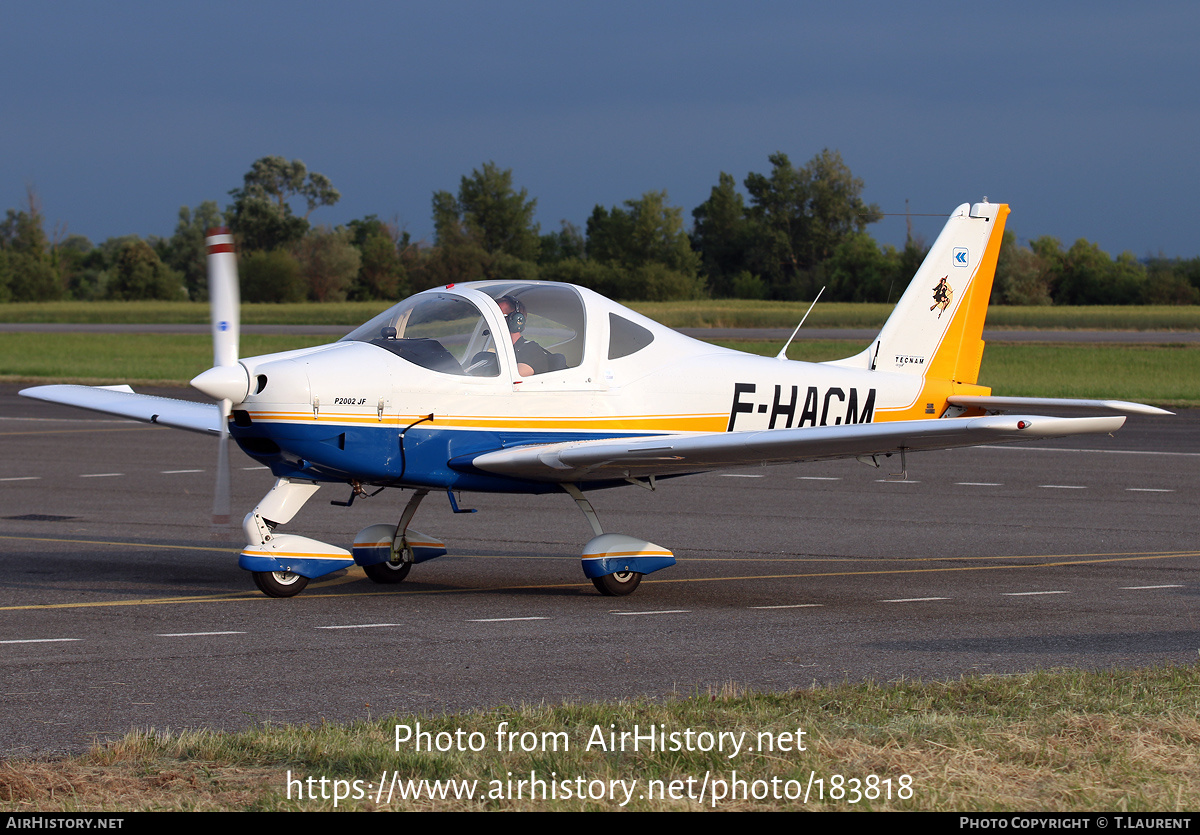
[467,414,1126,483]
[19,384,222,435]
[948,395,1172,416]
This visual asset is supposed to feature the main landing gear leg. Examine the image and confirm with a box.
[562,484,676,596]
[352,488,448,584]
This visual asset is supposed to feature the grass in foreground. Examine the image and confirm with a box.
[3,667,1198,811]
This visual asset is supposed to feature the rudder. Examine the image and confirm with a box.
[829,201,1009,420]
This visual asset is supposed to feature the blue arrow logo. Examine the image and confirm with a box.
[953,248,968,267]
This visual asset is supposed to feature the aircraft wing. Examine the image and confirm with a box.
[19,384,222,435]
[466,414,1126,483]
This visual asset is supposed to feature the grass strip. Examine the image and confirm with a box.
[3,334,1196,407]
[0,333,317,386]
[714,340,1200,408]
[5,300,1200,330]
[3,666,1198,811]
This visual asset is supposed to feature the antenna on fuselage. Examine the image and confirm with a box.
[775,286,825,361]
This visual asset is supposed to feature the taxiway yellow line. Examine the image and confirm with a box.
[9,533,1189,568]
[0,530,1194,610]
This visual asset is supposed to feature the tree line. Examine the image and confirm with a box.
[3,154,1198,305]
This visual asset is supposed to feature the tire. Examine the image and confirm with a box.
[363,560,411,584]
[253,570,309,598]
[591,570,642,596]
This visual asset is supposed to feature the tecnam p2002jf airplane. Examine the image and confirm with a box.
[20,201,1169,598]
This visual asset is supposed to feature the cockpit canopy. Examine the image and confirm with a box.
[341,282,596,377]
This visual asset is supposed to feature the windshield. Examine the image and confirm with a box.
[342,293,498,376]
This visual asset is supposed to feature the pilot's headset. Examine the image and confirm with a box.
[497,295,526,334]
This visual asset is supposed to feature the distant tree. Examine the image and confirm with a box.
[691,172,755,296]
[227,157,340,252]
[1052,239,1145,305]
[291,227,361,302]
[1174,256,1200,294]
[538,220,585,264]
[104,238,186,301]
[422,163,543,288]
[993,232,1051,305]
[538,257,624,299]
[227,194,309,253]
[727,271,768,300]
[240,249,306,303]
[826,231,894,302]
[347,215,409,300]
[409,239,492,290]
[803,149,883,264]
[1,207,49,255]
[743,150,880,299]
[434,162,540,261]
[432,189,467,247]
[0,192,64,301]
[588,191,700,274]
[585,191,703,300]
[163,201,223,300]
[1143,256,1200,304]
[235,156,339,220]
[54,234,95,300]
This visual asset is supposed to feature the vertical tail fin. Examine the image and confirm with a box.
[827,201,1009,420]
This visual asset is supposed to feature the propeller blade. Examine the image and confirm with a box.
[204,228,239,527]
[206,227,239,369]
[213,399,232,526]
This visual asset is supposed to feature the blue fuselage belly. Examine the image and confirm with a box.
[229,421,648,494]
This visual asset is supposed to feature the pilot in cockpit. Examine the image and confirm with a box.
[496,294,555,376]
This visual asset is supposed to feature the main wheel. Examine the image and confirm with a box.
[363,560,411,584]
[591,570,642,596]
[253,570,309,598]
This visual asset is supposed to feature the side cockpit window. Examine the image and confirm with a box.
[478,283,587,372]
[342,294,498,376]
[607,313,654,360]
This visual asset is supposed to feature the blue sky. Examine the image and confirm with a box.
[4,1,1198,257]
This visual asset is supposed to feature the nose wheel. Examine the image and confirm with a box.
[253,570,309,598]
[591,570,642,596]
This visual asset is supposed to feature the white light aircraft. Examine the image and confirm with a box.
[20,201,1170,598]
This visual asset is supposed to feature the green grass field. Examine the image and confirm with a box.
[4,667,1198,811]
[4,333,1196,406]
[717,339,1200,407]
[5,299,1200,330]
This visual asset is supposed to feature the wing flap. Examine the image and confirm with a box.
[948,395,1172,416]
[468,414,1126,482]
[19,384,222,435]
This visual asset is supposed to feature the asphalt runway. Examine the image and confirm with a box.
[2,384,1197,756]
